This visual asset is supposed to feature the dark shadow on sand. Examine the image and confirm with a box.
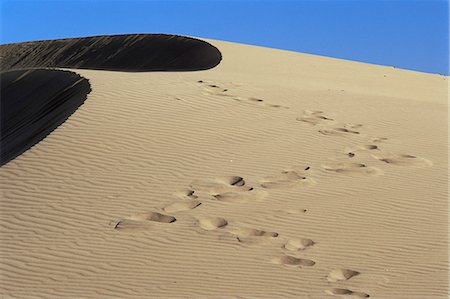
[0,69,91,166]
[0,34,222,72]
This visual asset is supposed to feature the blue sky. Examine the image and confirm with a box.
[0,0,448,75]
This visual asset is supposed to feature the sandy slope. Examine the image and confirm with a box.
[0,39,448,298]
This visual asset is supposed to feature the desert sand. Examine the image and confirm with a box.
[0,36,448,298]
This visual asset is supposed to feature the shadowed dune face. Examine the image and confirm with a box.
[0,69,91,166]
[0,34,222,72]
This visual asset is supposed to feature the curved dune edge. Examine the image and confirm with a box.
[0,69,91,166]
[0,34,222,72]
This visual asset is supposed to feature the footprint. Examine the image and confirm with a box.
[223,176,246,187]
[268,104,289,109]
[325,288,369,298]
[322,162,382,177]
[271,255,315,267]
[191,176,262,202]
[175,188,198,199]
[190,176,251,194]
[362,144,379,150]
[127,212,176,223]
[163,200,201,213]
[283,238,315,251]
[230,227,279,238]
[275,208,308,215]
[198,81,230,96]
[372,153,432,167]
[197,217,228,231]
[260,167,315,189]
[297,110,334,125]
[370,137,388,143]
[319,127,360,136]
[326,268,360,282]
[345,123,363,129]
[111,211,176,230]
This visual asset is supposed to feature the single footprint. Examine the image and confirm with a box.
[211,189,267,203]
[297,110,334,125]
[111,212,176,230]
[319,127,360,136]
[325,288,369,298]
[372,153,432,167]
[326,268,360,282]
[275,208,308,215]
[343,145,378,158]
[128,212,176,223]
[268,104,289,109]
[230,227,279,238]
[190,176,251,193]
[362,144,379,150]
[191,176,261,202]
[224,176,246,187]
[322,162,382,177]
[370,137,388,143]
[271,255,315,267]
[163,200,202,213]
[283,238,315,251]
[260,167,314,189]
[197,217,228,231]
[345,123,363,129]
[175,188,198,199]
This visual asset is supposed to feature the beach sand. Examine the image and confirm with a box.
[0,38,448,298]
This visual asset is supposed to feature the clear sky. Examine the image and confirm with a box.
[0,0,448,75]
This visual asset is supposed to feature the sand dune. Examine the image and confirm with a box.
[0,36,448,298]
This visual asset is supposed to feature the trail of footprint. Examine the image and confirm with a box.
[111,211,176,230]
[260,167,315,189]
[197,80,289,108]
[326,268,360,282]
[163,200,202,213]
[325,288,370,298]
[271,255,316,267]
[322,162,382,177]
[283,238,315,251]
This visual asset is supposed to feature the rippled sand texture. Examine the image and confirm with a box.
[0,39,448,298]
